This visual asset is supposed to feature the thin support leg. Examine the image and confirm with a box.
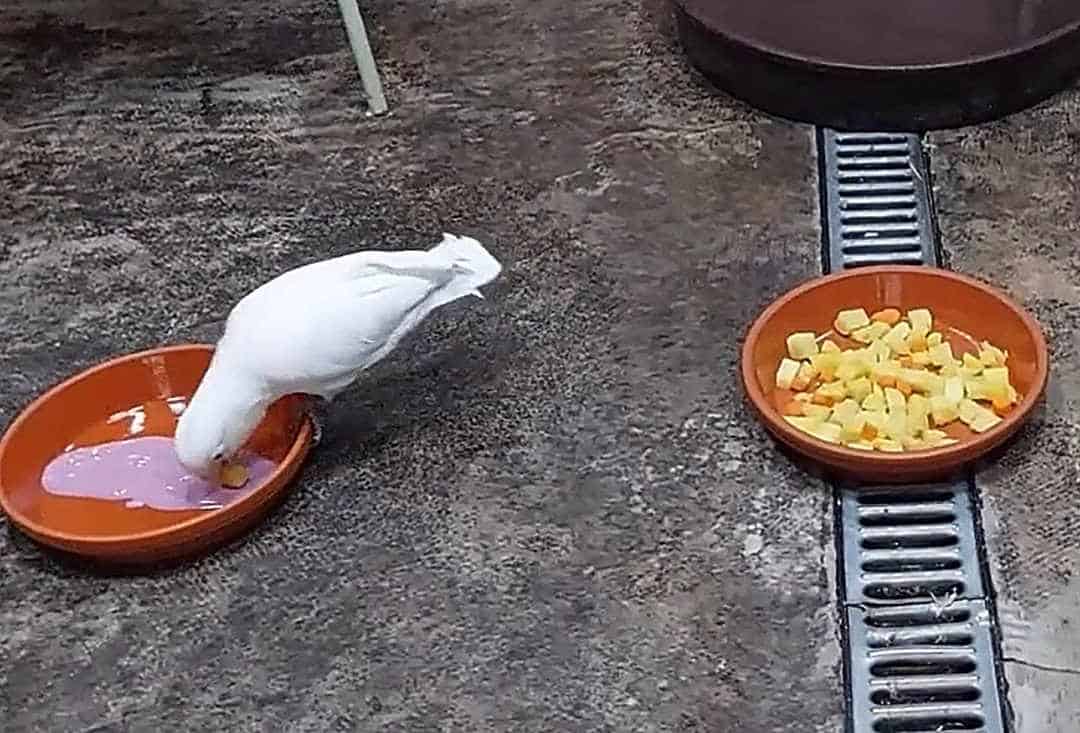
[335,0,389,115]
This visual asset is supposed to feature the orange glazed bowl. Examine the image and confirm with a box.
[0,344,313,565]
[741,266,1049,483]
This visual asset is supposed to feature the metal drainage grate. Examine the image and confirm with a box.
[818,128,1010,733]
[819,130,937,269]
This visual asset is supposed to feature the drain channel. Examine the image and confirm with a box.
[818,129,1009,733]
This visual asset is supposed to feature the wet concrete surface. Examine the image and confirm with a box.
[0,1,842,731]
[931,92,1080,732]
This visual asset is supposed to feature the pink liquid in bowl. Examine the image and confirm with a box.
[41,436,276,512]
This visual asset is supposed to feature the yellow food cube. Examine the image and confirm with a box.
[811,351,841,375]
[883,322,913,355]
[958,399,1003,433]
[901,436,927,451]
[884,387,907,414]
[834,308,871,336]
[884,411,908,441]
[911,351,932,367]
[816,381,848,403]
[907,308,932,333]
[821,339,841,354]
[943,376,965,404]
[836,350,872,381]
[849,441,875,451]
[979,341,1008,367]
[791,361,819,391]
[803,404,832,421]
[900,368,942,395]
[927,332,944,348]
[906,394,930,435]
[852,321,890,344]
[787,332,819,360]
[775,358,802,390]
[784,416,820,433]
[929,395,961,426]
[873,438,904,452]
[830,398,861,423]
[928,342,955,367]
[840,414,867,443]
[846,377,873,403]
[867,339,891,364]
[962,352,983,373]
[809,421,844,443]
[862,409,887,432]
[861,391,886,412]
[922,429,958,448]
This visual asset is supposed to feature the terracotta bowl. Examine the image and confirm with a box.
[0,344,313,565]
[741,266,1049,483]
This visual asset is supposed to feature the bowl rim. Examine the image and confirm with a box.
[0,343,313,547]
[740,265,1050,465]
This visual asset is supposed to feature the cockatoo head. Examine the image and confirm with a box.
[174,359,268,480]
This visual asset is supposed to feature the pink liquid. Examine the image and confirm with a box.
[41,435,276,512]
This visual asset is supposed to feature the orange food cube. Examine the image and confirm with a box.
[991,397,1013,416]
[782,400,804,416]
[861,424,878,440]
[898,356,914,368]
[875,375,897,388]
[896,380,913,397]
[819,367,836,383]
[812,394,835,406]
[870,308,901,326]
[909,333,928,352]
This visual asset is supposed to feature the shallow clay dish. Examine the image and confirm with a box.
[741,266,1049,483]
[0,345,313,565]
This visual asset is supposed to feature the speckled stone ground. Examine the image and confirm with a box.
[0,2,842,731]
[931,94,1080,733]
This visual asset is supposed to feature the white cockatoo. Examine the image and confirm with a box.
[173,233,502,479]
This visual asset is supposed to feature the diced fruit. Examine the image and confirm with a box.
[928,342,955,367]
[911,351,932,367]
[220,463,250,488]
[909,330,929,353]
[871,308,902,326]
[979,342,1007,367]
[846,377,873,403]
[834,308,871,335]
[852,321,891,344]
[873,438,904,452]
[962,352,983,373]
[803,404,832,421]
[883,322,913,355]
[929,395,960,426]
[849,441,875,451]
[841,414,867,443]
[831,399,861,425]
[958,399,1003,433]
[861,391,886,412]
[943,376,964,404]
[867,339,891,364]
[927,332,944,348]
[809,421,844,443]
[821,339,841,354]
[791,361,819,391]
[907,308,932,333]
[782,400,804,416]
[907,394,930,436]
[787,332,819,360]
[884,387,906,414]
[776,358,801,390]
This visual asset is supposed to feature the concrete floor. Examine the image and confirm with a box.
[0,1,1075,731]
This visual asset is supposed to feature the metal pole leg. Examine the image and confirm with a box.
[335,0,389,115]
